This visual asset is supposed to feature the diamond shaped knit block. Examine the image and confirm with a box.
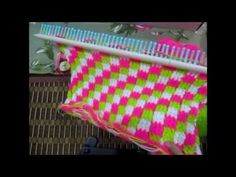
[59,46,207,155]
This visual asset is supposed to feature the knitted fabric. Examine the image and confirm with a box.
[58,44,207,155]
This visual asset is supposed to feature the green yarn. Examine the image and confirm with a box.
[118,106,125,114]
[156,105,168,113]
[197,105,207,137]
[58,44,68,53]
[88,91,94,98]
[78,82,83,89]
[183,145,195,154]
[96,62,103,69]
[196,136,200,144]
[165,86,175,94]
[120,68,129,75]
[179,82,190,90]
[142,109,153,121]
[129,117,140,128]
[115,89,122,96]
[99,102,106,110]
[177,122,186,132]
[103,79,109,85]
[169,102,181,110]
[83,75,89,82]
[153,90,162,98]
[126,83,134,91]
[130,62,140,70]
[140,94,149,101]
[101,56,110,63]
[162,128,175,142]
[75,57,81,66]
[136,78,145,87]
[82,97,88,103]
[148,74,158,82]
[89,67,95,75]
[71,63,76,71]
[161,69,172,77]
[111,72,119,80]
[128,98,137,106]
[194,79,205,87]
[78,51,85,58]
[72,85,77,94]
[95,85,102,92]
[150,134,161,142]
[187,115,196,124]
[110,114,116,122]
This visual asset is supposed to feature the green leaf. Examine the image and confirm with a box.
[45,47,54,60]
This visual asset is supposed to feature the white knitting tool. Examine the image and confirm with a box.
[34,24,207,74]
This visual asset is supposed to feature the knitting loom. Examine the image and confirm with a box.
[34,23,207,155]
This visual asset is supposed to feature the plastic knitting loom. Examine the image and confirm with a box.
[34,23,207,155]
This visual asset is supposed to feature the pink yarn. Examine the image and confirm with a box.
[183,92,194,100]
[132,107,143,117]
[122,115,131,125]
[178,111,188,122]
[92,52,102,62]
[130,92,140,99]
[70,77,80,89]
[190,107,198,116]
[100,93,107,102]
[149,65,161,74]
[158,98,169,106]
[82,89,89,97]
[108,86,116,94]
[73,46,84,51]
[110,64,120,73]
[127,76,137,84]
[95,76,103,84]
[199,73,207,80]
[154,83,165,92]
[144,102,156,111]
[87,59,95,68]
[68,55,76,64]
[164,115,177,129]
[76,95,82,102]
[119,97,128,105]
[171,94,182,103]
[135,129,149,139]
[182,74,196,84]
[117,81,126,89]
[103,112,110,121]
[93,99,99,110]
[113,123,122,130]
[184,133,196,146]
[156,37,203,59]
[111,103,118,114]
[77,73,83,80]
[199,102,206,109]
[102,70,111,78]
[137,70,148,80]
[150,122,164,137]
[81,66,89,74]
[88,82,95,90]
[167,79,180,87]
[198,86,207,95]
[142,87,153,96]
[119,58,130,68]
